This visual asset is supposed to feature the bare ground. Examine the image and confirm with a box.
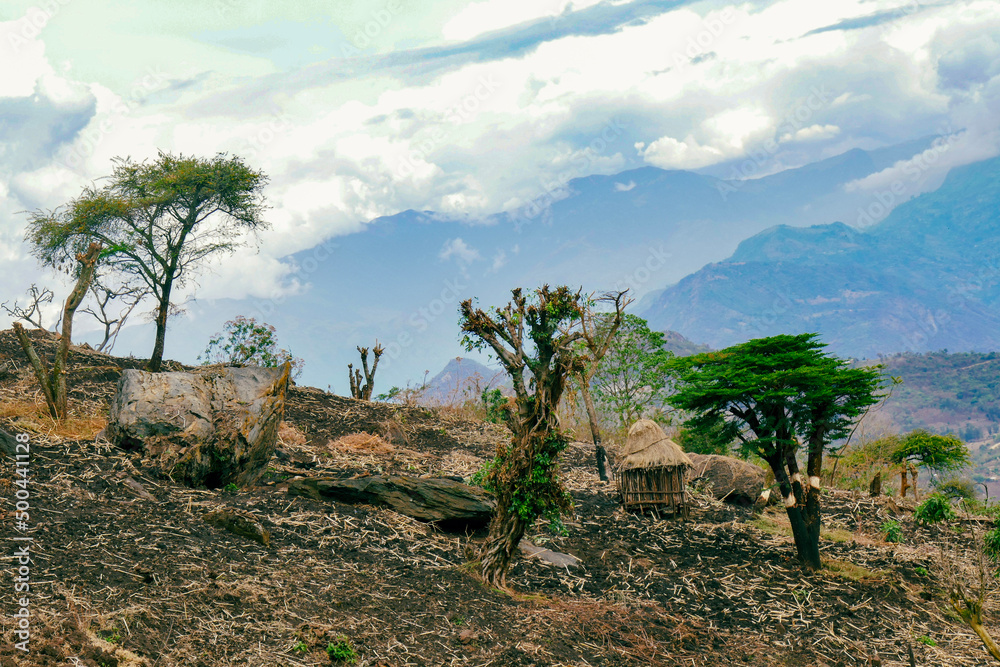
[1,328,998,666]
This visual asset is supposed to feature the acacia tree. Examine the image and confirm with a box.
[891,430,970,500]
[460,286,626,587]
[668,334,883,571]
[25,151,269,371]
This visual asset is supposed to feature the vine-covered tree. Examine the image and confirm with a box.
[460,286,626,587]
[25,151,269,371]
[668,334,884,571]
[891,430,970,500]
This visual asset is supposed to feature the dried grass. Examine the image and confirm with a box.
[328,431,395,454]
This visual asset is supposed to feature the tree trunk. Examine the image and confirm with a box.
[578,374,610,482]
[911,464,919,501]
[479,508,529,589]
[767,452,822,572]
[869,472,882,497]
[147,291,170,372]
[900,468,910,499]
[12,243,101,419]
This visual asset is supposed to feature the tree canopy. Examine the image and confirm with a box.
[668,333,884,570]
[891,429,970,472]
[25,151,269,371]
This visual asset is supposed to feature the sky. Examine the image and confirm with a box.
[1,0,999,343]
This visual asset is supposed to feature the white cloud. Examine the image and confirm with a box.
[614,181,635,192]
[439,238,482,264]
[781,124,841,143]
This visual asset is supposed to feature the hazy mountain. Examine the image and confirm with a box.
[109,137,948,390]
[417,357,510,405]
[640,154,1000,358]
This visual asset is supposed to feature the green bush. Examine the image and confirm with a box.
[936,478,978,501]
[481,388,507,424]
[880,519,903,543]
[326,636,357,664]
[914,494,956,524]
[984,528,1000,560]
[470,458,497,493]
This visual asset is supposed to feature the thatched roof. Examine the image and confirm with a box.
[617,419,692,471]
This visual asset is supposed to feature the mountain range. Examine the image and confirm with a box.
[640,155,1000,358]
[102,135,994,391]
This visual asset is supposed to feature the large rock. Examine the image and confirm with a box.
[686,453,765,505]
[107,365,290,488]
[288,475,495,529]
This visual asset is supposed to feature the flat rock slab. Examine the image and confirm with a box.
[288,475,495,529]
[519,539,583,568]
[687,453,766,505]
[107,365,290,489]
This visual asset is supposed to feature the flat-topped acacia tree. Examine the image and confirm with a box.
[668,334,884,571]
[460,286,627,587]
[25,151,269,371]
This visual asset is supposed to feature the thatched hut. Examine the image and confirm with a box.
[616,420,692,517]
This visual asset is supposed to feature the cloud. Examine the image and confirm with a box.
[614,180,635,192]
[439,237,482,264]
[781,124,841,143]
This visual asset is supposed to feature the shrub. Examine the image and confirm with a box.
[984,528,1000,560]
[200,316,303,379]
[881,519,904,543]
[914,494,956,524]
[326,636,357,664]
[937,478,978,502]
[470,458,497,493]
[481,388,506,424]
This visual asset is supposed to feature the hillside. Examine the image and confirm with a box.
[2,329,1000,666]
[641,154,1000,358]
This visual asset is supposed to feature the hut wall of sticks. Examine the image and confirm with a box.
[616,419,693,517]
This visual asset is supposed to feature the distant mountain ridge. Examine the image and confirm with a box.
[640,154,1000,358]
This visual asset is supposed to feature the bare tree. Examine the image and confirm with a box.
[348,343,384,401]
[13,243,102,419]
[568,291,632,481]
[460,286,626,587]
[81,274,148,352]
[941,535,1000,663]
[2,284,55,330]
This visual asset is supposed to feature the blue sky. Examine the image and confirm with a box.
[1,0,999,334]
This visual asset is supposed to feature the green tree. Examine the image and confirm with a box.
[25,151,269,371]
[199,316,302,379]
[668,333,884,571]
[591,314,674,428]
[460,286,626,587]
[891,429,970,500]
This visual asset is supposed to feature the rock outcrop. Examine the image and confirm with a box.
[107,364,290,488]
[686,453,766,505]
[288,475,495,529]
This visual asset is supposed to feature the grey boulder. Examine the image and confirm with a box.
[686,453,766,505]
[107,365,290,488]
[288,474,495,529]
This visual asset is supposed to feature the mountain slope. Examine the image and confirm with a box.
[640,154,1000,358]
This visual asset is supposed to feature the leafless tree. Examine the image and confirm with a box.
[349,343,384,401]
[940,534,1000,663]
[81,275,148,352]
[2,284,55,330]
